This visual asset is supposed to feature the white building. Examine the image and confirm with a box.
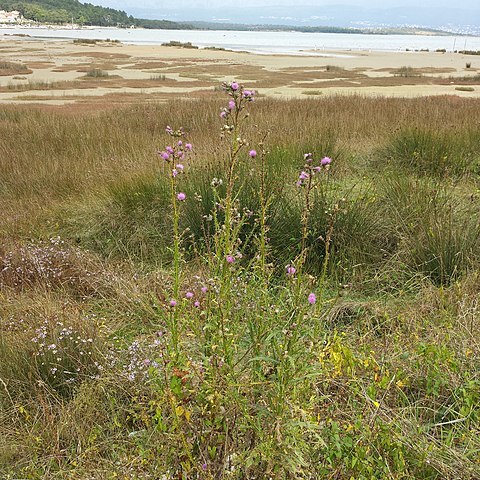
[0,10,21,24]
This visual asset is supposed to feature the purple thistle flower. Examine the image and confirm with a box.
[299,171,309,181]
[178,140,183,146]
[201,286,208,294]
[286,265,296,276]
[172,169,178,177]
[308,293,316,305]
[169,299,177,307]
[226,255,235,264]
[231,81,239,91]
[228,100,235,110]
[194,301,201,308]
[243,89,255,100]
[159,151,170,161]
[220,111,227,119]
[177,192,186,201]
[321,156,332,166]
[176,163,184,171]
[185,143,192,150]
[249,149,257,158]
[166,146,174,154]
[185,291,194,299]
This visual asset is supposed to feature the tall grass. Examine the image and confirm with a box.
[58,175,172,265]
[383,127,480,177]
[393,65,422,77]
[84,68,111,78]
[1,95,479,205]
[377,174,480,285]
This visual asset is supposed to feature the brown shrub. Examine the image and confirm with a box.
[0,237,111,297]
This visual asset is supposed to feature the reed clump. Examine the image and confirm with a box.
[0,61,32,75]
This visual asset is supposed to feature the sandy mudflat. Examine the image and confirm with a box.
[0,37,479,106]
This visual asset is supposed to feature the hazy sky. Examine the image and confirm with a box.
[92,0,479,9]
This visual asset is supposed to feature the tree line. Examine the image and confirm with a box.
[0,0,192,29]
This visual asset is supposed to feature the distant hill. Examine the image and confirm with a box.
[127,4,480,35]
[0,0,193,29]
[0,0,470,36]
[187,21,362,34]
[187,21,453,36]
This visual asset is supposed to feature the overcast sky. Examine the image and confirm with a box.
[92,0,479,9]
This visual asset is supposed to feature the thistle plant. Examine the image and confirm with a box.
[154,86,339,476]
[254,132,272,286]
[207,81,257,366]
[158,126,193,360]
[295,152,332,276]
[217,81,256,264]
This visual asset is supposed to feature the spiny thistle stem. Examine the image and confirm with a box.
[158,126,192,362]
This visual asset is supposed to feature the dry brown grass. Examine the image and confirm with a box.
[0,94,478,237]
[0,61,32,76]
[51,63,90,72]
[11,73,461,95]
[25,62,56,69]
[0,78,213,93]
[169,63,367,89]
[298,75,480,89]
[283,65,366,79]
[124,61,171,70]
[68,51,131,60]
[373,66,457,74]
[78,62,120,72]
[52,61,130,72]
[0,238,114,298]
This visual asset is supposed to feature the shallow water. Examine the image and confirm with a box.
[2,26,480,55]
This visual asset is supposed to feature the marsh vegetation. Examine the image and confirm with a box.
[1,91,479,479]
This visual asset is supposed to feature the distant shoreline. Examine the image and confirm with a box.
[2,26,479,56]
[0,22,469,38]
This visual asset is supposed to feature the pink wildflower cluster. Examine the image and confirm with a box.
[158,126,193,174]
[185,290,202,308]
[168,284,210,310]
[219,80,256,121]
[296,153,332,188]
[158,125,194,202]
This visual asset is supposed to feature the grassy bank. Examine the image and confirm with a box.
[1,91,479,479]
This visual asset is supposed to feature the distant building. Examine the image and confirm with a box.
[0,10,21,24]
